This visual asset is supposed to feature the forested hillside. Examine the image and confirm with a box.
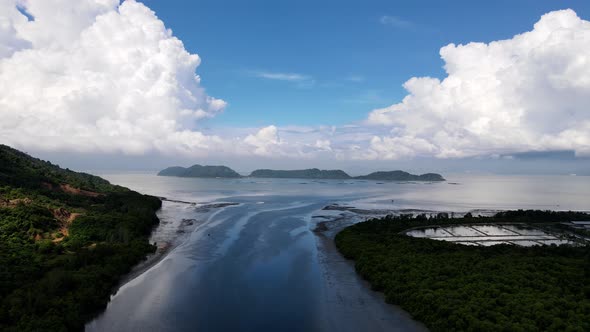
[0,145,161,331]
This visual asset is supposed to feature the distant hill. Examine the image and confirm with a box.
[355,171,445,181]
[158,165,241,178]
[249,168,351,179]
[0,144,161,330]
[248,168,444,181]
[157,164,445,181]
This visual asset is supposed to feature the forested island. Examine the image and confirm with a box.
[249,168,350,179]
[0,145,162,331]
[335,211,590,331]
[355,170,445,181]
[158,165,445,181]
[158,164,241,178]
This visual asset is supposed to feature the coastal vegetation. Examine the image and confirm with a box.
[335,211,590,331]
[0,145,161,331]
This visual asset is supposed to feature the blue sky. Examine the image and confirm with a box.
[142,0,590,128]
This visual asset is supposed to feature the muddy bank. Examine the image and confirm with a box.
[113,201,240,293]
[309,203,513,331]
[312,207,428,332]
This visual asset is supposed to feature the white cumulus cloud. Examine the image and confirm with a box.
[244,125,282,156]
[0,0,226,155]
[368,9,590,158]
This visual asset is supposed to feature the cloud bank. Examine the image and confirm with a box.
[368,9,590,159]
[0,3,588,161]
[0,0,226,155]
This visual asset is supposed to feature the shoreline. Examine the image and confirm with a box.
[311,208,428,332]
[308,203,521,330]
[109,200,240,296]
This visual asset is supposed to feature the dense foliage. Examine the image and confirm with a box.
[0,145,161,331]
[335,211,590,332]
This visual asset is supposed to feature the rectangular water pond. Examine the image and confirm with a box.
[405,224,574,247]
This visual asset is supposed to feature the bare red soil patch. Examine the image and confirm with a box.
[59,184,102,197]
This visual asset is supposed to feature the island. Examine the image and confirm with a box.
[355,171,445,181]
[158,165,445,182]
[249,168,351,179]
[158,164,241,178]
[0,145,162,331]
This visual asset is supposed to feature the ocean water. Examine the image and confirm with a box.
[85,173,590,331]
[95,173,590,212]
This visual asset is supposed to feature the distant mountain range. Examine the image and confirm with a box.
[158,165,445,181]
